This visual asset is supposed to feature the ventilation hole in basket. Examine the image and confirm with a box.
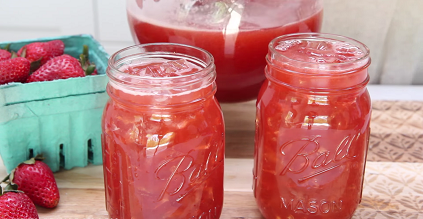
[28,149,34,159]
[59,144,65,167]
[87,139,93,162]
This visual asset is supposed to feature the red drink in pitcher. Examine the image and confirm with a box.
[102,44,225,218]
[254,34,371,219]
[127,0,323,102]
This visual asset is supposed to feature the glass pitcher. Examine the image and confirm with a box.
[126,0,323,103]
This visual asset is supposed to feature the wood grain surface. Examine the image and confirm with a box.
[0,100,422,218]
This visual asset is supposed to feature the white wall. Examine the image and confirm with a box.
[1,0,422,85]
[0,0,133,55]
[322,0,423,85]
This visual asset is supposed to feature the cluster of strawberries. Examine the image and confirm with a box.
[0,155,60,218]
[0,40,97,85]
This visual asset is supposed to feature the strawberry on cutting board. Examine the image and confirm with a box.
[0,56,31,85]
[17,40,65,66]
[8,155,60,208]
[0,182,39,218]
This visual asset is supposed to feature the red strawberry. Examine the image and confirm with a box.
[17,40,65,65]
[10,155,60,208]
[0,44,11,62]
[0,49,11,61]
[0,182,39,218]
[26,54,85,82]
[0,57,31,85]
[48,40,66,56]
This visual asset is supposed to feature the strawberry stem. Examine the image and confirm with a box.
[0,182,23,195]
[30,58,42,74]
[34,154,45,161]
[83,45,89,59]
[85,64,96,75]
[80,54,86,67]
[4,182,18,191]
[79,45,97,75]
[22,158,36,165]
[3,44,11,52]
[20,46,27,58]
[11,51,18,59]
[1,175,9,183]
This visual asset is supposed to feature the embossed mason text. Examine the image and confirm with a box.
[281,197,343,214]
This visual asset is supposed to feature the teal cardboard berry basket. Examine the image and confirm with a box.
[0,35,109,173]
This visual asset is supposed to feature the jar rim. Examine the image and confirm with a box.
[268,33,370,70]
[107,43,215,83]
[106,43,217,106]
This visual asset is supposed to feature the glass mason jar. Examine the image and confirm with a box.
[254,33,371,219]
[126,0,323,103]
[102,43,225,218]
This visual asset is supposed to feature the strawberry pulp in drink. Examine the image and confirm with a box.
[254,34,371,219]
[102,52,225,218]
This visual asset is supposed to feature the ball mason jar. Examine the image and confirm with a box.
[254,33,371,219]
[102,43,225,218]
[126,0,323,103]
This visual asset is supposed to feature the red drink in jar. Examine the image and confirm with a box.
[127,0,323,102]
[102,44,225,218]
[254,33,371,219]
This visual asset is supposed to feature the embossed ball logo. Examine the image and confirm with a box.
[155,147,223,202]
[279,134,359,183]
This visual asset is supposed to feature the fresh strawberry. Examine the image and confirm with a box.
[0,57,31,85]
[9,155,60,208]
[0,182,39,218]
[0,44,11,62]
[17,40,65,66]
[26,54,85,82]
[48,40,66,57]
[0,49,11,61]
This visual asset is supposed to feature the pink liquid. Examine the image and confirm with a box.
[102,58,225,218]
[127,7,323,102]
[254,35,371,219]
